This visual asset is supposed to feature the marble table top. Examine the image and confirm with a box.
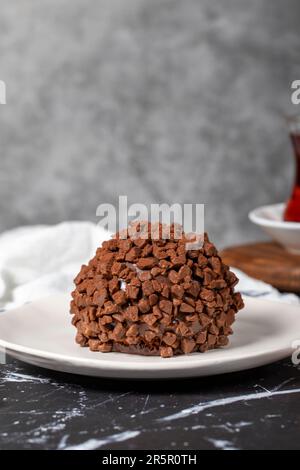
[0,356,299,450]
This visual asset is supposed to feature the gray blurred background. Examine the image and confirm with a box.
[0,0,299,247]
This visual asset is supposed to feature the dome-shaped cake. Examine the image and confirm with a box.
[70,223,244,357]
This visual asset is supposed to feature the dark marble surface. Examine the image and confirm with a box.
[0,356,299,450]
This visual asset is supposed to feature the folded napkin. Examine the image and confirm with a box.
[0,222,298,311]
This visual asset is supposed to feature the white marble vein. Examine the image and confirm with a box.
[207,438,239,450]
[158,387,300,422]
[63,430,140,450]
[2,372,52,384]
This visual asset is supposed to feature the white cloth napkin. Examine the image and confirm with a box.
[0,222,298,311]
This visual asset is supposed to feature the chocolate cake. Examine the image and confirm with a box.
[70,223,244,357]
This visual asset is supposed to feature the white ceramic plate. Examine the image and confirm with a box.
[0,294,299,379]
[249,202,300,254]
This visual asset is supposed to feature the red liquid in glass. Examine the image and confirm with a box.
[284,132,300,222]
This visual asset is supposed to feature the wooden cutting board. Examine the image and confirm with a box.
[221,241,300,293]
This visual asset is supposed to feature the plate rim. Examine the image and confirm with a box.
[0,294,298,374]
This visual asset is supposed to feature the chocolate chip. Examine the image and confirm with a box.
[149,293,159,306]
[210,256,222,274]
[159,299,173,315]
[200,288,215,302]
[196,330,207,344]
[125,247,141,262]
[92,288,107,307]
[160,346,174,358]
[143,313,158,326]
[187,280,200,298]
[200,313,211,328]
[126,324,139,337]
[204,242,217,257]
[98,342,113,352]
[138,298,151,313]
[171,254,186,266]
[138,271,152,282]
[177,322,192,337]
[145,330,157,342]
[88,339,101,351]
[209,323,219,335]
[108,278,119,294]
[197,254,207,267]
[161,285,170,298]
[112,290,127,305]
[234,292,244,310]
[152,279,162,293]
[151,267,162,277]
[168,270,180,284]
[195,300,204,313]
[159,259,172,270]
[180,302,195,313]
[163,332,177,346]
[103,301,119,315]
[185,297,195,307]
[142,280,155,296]
[211,279,227,289]
[112,313,124,322]
[152,305,162,318]
[111,262,122,276]
[153,246,168,259]
[111,323,125,340]
[181,338,196,354]
[125,306,139,322]
[136,257,158,270]
[119,239,132,253]
[133,238,147,249]
[171,284,184,299]
[126,285,140,299]
[99,315,113,326]
[207,334,217,347]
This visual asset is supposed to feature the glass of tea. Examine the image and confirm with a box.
[284,115,300,222]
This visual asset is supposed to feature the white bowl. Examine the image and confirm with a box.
[249,203,300,254]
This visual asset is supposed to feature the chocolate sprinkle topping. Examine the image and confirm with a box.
[70,223,244,358]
